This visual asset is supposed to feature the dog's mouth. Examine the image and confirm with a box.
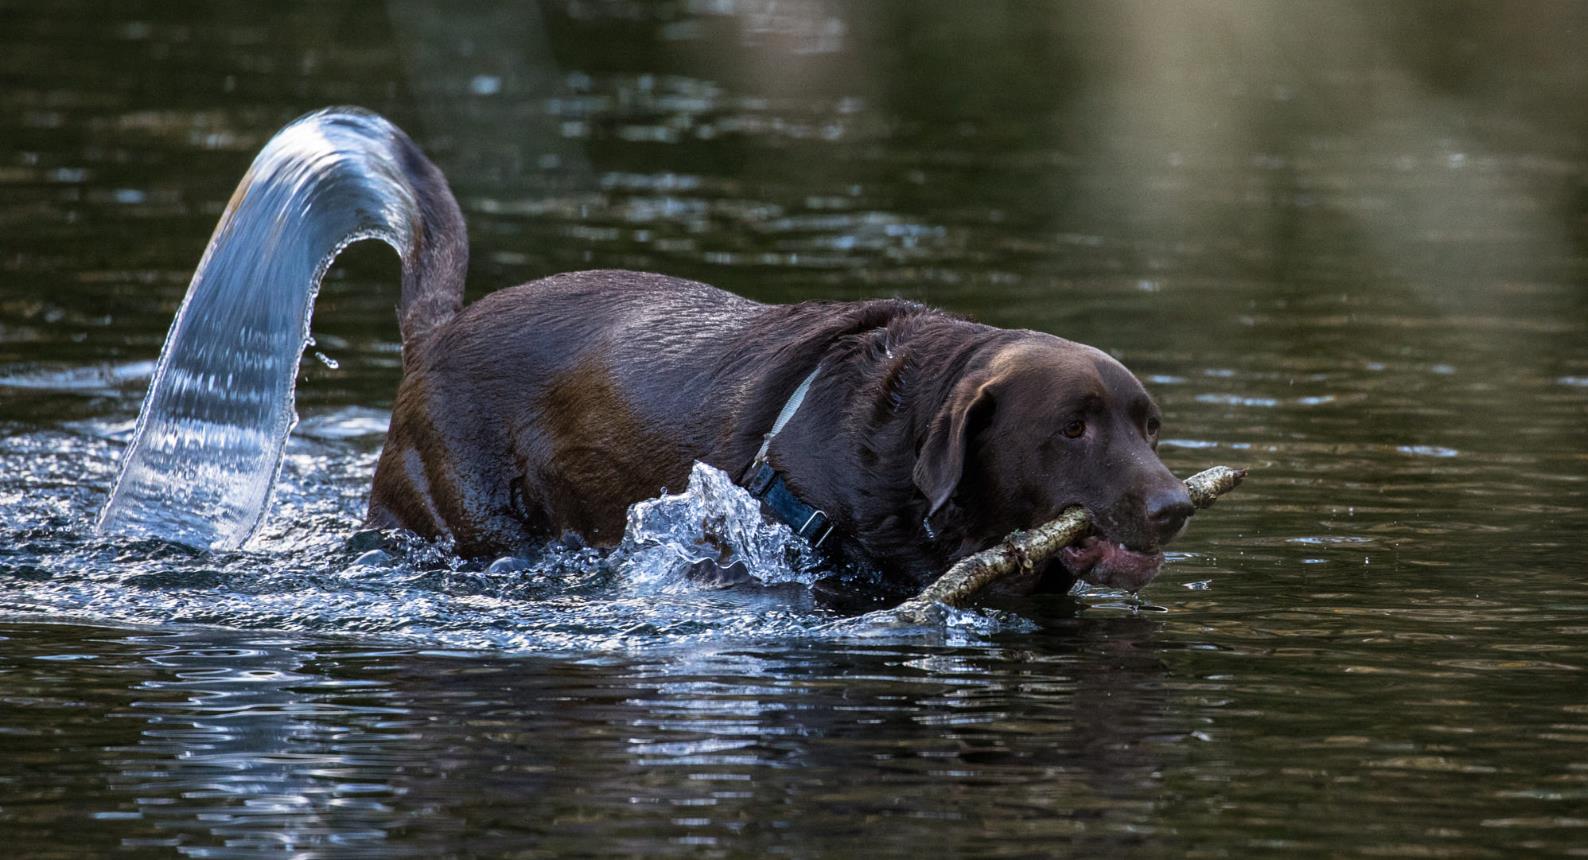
[1059,534,1164,593]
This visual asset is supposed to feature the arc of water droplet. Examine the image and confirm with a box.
[98,107,466,550]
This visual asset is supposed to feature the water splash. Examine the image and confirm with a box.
[615,461,824,592]
[97,108,461,550]
[67,106,1031,643]
[5,421,1026,649]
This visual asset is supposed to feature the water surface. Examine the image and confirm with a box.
[3,2,1587,856]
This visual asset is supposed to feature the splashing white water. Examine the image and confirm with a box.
[4,419,1035,651]
[67,105,1039,645]
[97,108,436,550]
[615,461,824,592]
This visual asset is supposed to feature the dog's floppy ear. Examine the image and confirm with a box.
[913,374,997,518]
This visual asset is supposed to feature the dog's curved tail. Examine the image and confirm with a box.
[98,107,466,550]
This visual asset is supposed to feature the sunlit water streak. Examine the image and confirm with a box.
[97,108,430,551]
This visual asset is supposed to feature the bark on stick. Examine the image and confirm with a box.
[893,466,1247,621]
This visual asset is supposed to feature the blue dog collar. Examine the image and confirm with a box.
[743,366,838,550]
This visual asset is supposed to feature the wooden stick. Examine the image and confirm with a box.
[891,466,1247,621]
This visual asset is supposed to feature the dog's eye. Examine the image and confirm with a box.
[1062,419,1086,439]
[1146,417,1161,436]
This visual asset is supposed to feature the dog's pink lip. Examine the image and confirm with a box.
[1059,534,1165,593]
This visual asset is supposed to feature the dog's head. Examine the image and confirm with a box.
[914,335,1191,592]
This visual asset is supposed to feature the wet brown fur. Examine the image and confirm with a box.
[367,269,1190,592]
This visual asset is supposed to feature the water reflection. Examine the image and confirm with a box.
[6,620,1187,855]
[109,638,409,852]
[3,0,1588,855]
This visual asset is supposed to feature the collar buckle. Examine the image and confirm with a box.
[745,460,836,551]
[798,509,833,548]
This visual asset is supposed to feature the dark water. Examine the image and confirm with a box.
[4,1,1588,856]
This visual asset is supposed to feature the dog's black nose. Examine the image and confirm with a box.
[1147,486,1194,543]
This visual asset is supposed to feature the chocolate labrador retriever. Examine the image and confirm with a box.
[336,110,1192,600]
[367,274,1193,600]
